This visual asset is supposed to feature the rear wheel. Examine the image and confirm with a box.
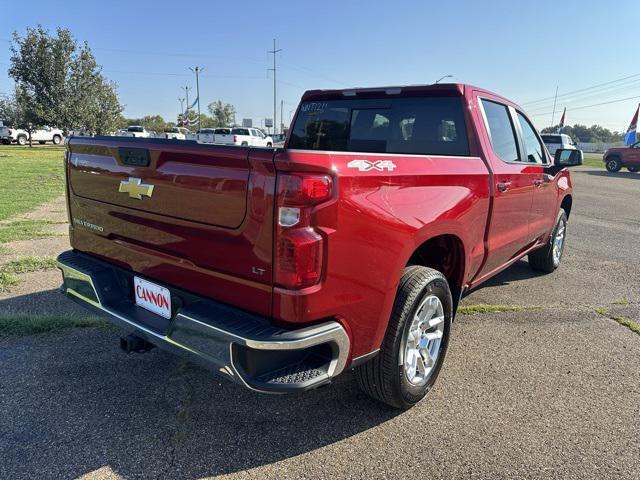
[627,166,639,173]
[529,209,567,273]
[356,266,452,409]
[266,142,273,147]
[605,157,622,172]
[241,141,248,146]
[17,135,27,146]
[52,135,62,145]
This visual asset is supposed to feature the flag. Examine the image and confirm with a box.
[624,104,639,145]
[557,108,566,133]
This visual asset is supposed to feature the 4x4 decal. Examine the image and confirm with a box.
[347,159,397,172]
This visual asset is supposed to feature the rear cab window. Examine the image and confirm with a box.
[288,96,469,156]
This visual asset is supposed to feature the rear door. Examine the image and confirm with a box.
[515,111,557,241]
[66,137,277,316]
[474,96,537,277]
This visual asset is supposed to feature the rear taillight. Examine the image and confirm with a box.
[8,129,12,135]
[233,135,237,143]
[275,173,332,289]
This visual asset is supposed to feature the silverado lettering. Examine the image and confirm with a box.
[57,83,581,409]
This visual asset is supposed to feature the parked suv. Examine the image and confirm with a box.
[541,133,576,156]
[603,141,640,172]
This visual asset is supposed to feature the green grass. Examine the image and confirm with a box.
[594,306,609,316]
[582,152,604,168]
[0,219,55,244]
[594,307,640,336]
[0,245,9,255]
[611,316,640,335]
[0,314,108,337]
[0,145,65,221]
[0,256,57,292]
[458,303,542,315]
[613,298,629,306]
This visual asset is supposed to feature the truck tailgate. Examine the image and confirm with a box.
[66,137,276,317]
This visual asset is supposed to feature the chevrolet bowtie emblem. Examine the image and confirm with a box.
[118,177,154,200]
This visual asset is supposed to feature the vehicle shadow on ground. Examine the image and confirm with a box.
[584,170,640,179]
[465,259,546,295]
[0,290,401,479]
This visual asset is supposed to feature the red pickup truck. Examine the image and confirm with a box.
[603,142,640,172]
[57,84,581,409]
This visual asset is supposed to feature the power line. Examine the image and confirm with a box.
[524,77,640,113]
[527,94,640,117]
[521,73,640,106]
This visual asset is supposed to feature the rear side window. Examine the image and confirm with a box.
[516,112,546,164]
[289,96,469,156]
[215,128,231,134]
[232,128,250,135]
[480,100,519,163]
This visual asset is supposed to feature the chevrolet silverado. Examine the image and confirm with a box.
[57,83,581,409]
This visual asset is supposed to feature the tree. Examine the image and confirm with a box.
[541,124,623,143]
[207,100,236,127]
[9,25,123,135]
[0,94,24,126]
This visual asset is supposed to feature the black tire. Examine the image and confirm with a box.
[605,156,622,172]
[1,139,9,145]
[241,141,249,146]
[52,135,62,145]
[17,135,27,146]
[627,166,639,173]
[356,266,452,409]
[266,142,273,147]
[529,209,567,273]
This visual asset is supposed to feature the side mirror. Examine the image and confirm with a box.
[555,148,583,167]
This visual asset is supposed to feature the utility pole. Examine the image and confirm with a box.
[189,67,204,127]
[182,86,192,128]
[268,39,282,135]
[550,85,559,127]
[178,97,185,126]
[280,99,283,134]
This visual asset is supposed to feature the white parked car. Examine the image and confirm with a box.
[0,126,25,144]
[216,127,273,147]
[164,127,190,140]
[120,126,150,138]
[540,133,577,156]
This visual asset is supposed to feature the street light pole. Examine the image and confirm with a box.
[435,74,453,84]
[268,39,282,135]
[178,98,185,126]
[182,85,192,128]
[189,66,204,128]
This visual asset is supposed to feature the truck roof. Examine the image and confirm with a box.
[300,83,522,111]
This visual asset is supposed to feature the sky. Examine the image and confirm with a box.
[1,0,639,132]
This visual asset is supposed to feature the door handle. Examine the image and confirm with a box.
[533,178,544,187]
[497,181,511,192]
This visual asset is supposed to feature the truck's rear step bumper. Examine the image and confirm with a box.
[56,250,350,393]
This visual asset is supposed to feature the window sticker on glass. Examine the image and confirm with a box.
[301,102,328,113]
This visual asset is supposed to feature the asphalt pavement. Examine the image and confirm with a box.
[1,166,638,479]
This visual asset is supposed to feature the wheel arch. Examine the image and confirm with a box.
[406,233,466,313]
[560,194,573,219]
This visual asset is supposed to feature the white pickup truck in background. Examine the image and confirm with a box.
[215,127,273,147]
[164,127,190,140]
[0,126,64,145]
[120,126,150,138]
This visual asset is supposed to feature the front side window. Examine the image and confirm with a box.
[289,96,469,156]
[481,99,519,163]
[517,112,546,164]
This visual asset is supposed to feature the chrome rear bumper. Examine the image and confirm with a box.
[57,250,350,393]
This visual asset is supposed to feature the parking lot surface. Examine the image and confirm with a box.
[1,166,639,479]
